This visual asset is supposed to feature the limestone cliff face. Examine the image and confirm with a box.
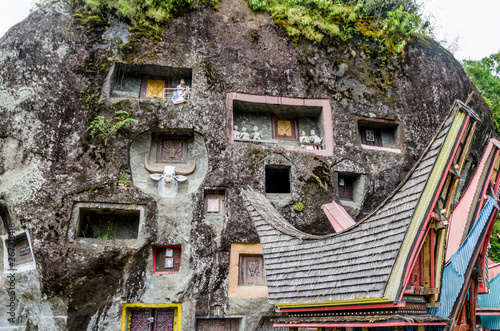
[0,0,495,330]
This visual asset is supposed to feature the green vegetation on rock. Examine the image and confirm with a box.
[462,52,500,133]
[490,218,500,263]
[462,51,500,263]
[248,0,429,54]
[87,109,138,145]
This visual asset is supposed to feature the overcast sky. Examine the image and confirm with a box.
[0,0,499,61]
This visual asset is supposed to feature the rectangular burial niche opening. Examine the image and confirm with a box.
[338,175,354,201]
[265,166,291,194]
[204,190,225,215]
[77,208,140,239]
[232,100,323,149]
[8,233,34,266]
[357,118,401,150]
[108,63,192,101]
[154,245,182,273]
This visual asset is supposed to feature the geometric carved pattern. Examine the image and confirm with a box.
[272,114,298,141]
[239,255,265,285]
[129,309,151,331]
[154,309,175,331]
[156,135,188,164]
[196,318,240,331]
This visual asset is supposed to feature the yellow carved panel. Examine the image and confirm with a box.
[277,120,292,136]
[146,79,165,98]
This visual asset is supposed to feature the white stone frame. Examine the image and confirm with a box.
[69,202,147,247]
[1,229,36,273]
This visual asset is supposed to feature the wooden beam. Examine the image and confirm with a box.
[423,235,431,288]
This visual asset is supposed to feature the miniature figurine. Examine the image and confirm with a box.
[299,130,311,149]
[234,125,241,139]
[240,127,250,139]
[172,79,190,104]
[309,130,322,150]
[250,126,262,141]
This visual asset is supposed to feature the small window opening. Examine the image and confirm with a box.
[265,166,291,193]
[8,233,34,266]
[154,245,182,273]
[239,255,266,285]
[338,176,354,201]
[77,208,140,239]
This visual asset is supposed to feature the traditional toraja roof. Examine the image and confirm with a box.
[429,197,498,318]
[446,139,500,261]
[271,314,449,326]
[478,274,500,329]
[241,100,479,307]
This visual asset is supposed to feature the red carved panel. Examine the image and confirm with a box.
[129,309,151,331]
[239,255,265,285]
[156,135,188,164]
[154,309,175,331]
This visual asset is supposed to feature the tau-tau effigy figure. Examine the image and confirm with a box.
[299,130,311,149]
[250,126,262,141]
[233,125,241,139]
[240,127,250,139]
[172,78,190,104]
[309,130,322,150]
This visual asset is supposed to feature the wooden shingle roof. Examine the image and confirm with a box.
[242,101,475,306]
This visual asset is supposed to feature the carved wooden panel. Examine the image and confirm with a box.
[196,318,240,331]
[272,114,298,140]
[338,176,353,201]
[141,75,171,99]
[156,135,188,164]
[239,255,265,285]
[129,309,151,331]
[154,309,175,331]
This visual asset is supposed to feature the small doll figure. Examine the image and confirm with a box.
[299,130,309,149]
[234,125,241,139]
[309,130,322,150]
[240,127,250,139]
[250,126,262,141]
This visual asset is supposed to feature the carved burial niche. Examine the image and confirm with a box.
[357,118,402,151]
[77,208,140,239]
[227,93,334,155]
[107,63,192,100]
[154,245,182,273]
[265,166,291,194]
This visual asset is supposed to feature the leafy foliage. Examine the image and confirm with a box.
[87,109,138,145]
[490,217,500,263]
[75,0,199,34]
[462,52,500,134]
[293,201,304,212]
[117,172,132,186]
[248,0,429,53]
